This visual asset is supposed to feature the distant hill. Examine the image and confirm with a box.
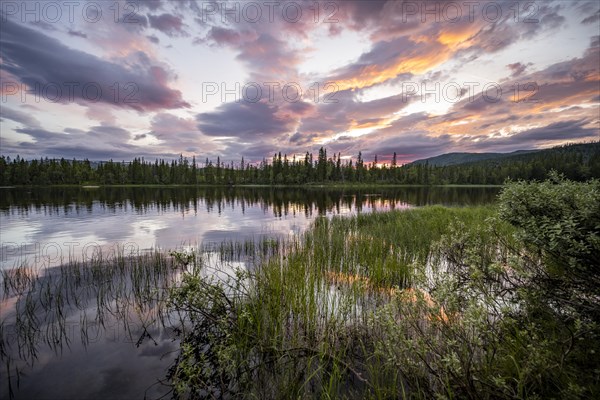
[410,150,538,167]
[403,141,600,184]
[479,142,599,165]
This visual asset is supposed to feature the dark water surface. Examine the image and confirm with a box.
[0,186,500,399]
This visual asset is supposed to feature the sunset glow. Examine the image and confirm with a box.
[1,0,598,163]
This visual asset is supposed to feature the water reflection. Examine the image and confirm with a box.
[0,243,278,400]
[0,251,177,399]
[1,186,500,270]
[1,186,499,215]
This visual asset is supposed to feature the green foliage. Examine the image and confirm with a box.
[168,207,497,399]
[398,175,600,399]
[169,271,248,398]
[168,176,599,399]
[498,172,600,275]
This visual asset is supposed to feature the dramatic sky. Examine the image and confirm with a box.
[1,0,599,163]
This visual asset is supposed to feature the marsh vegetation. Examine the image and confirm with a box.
[168,175,599,399]
[1,176,598,399]
[0,238,283,400]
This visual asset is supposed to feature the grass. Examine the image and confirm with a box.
[168,188,599,399]
[167,205,514,399]
[0,247,177,394]
[3,177,598,399]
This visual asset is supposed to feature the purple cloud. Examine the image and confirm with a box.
[197,101,296,139]
[0,19,189,112]
[148,13,187,37]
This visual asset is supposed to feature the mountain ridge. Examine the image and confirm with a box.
[410,149,538,167]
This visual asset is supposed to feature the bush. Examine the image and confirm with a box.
[498,172,600,321]
[409,174,600,399]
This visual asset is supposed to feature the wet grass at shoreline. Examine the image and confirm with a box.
[2,206,497,399]
[0,237,283,399]
[168,176,600,399]
[168,206,511,399]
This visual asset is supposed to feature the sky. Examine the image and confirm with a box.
[0,0,599,164]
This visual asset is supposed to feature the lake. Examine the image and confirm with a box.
[0,186,500,400]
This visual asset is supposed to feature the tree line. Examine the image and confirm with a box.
[1,142,598,186]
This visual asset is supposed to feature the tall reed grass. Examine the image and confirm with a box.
[168,206,511,399]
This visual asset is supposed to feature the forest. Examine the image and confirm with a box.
[1,142,598,186]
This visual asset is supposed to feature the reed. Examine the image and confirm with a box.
[0,237,284,399]
[168,206,505,398]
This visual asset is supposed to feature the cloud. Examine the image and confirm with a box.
[505,120,598,142]
[148,13,187,37]
[1,108,216,161]
[434,35,600,138]
[205,26,250,46]
[362,132,453,162]
[507,62,532,78]
[582,10,600,24]
[298,89,413,139]
[327,36,449,90]
[8,126,136,160]
[67,29,87,39]
[289,131,319,146]
[334,0,392,32]
[540,11,566,31]
[226,142,281,161]
[320,1,569,90]
[0,106,40,127]
[0,19,189,112]
[28,20,57,32]
[460,120,599,153]
[238,33,302,78]
[136,0,163,11]
[282,101,315,117]
[197,101,296,139]
[0,0,597,163]
[188,2,316,82]
[148,112,217,155]
[324,0,572,92]
[5,123,190,161]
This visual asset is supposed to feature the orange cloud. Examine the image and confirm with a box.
[331,22,486,91]
[334,47,450,91]
[436,23,481,48]
[350,117,394,130]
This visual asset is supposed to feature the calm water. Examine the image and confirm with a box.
[0,186,500,400]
